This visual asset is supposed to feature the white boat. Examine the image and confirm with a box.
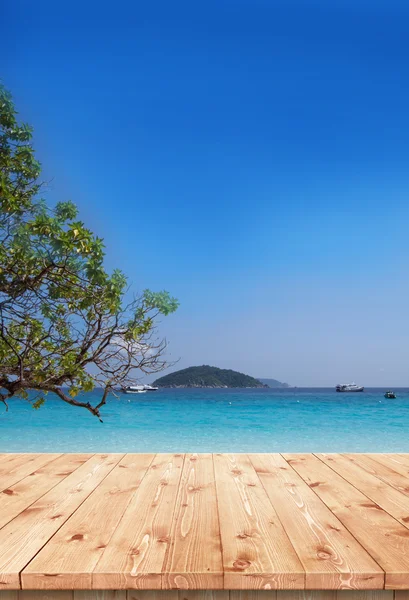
[335,383,364,392]
[124,384,158,394]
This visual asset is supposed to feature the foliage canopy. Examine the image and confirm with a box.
[0,85,178,419]
[153,365,266,388]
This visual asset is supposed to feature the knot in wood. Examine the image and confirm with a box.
[233,559,251,570]
[317,546,333,560]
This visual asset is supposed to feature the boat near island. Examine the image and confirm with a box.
[335,383,364,392]
[124,384,158,394]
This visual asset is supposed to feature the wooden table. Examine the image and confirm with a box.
[1,453,409,600]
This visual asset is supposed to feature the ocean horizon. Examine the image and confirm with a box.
[2,387,409,453]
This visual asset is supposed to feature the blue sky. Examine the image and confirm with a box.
[3,0,409,385]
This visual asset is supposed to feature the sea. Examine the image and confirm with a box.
[0,388,409,452]
[1,387,409,453]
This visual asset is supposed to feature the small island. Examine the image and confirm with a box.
[153,365,269,388]
[259,378,290,388]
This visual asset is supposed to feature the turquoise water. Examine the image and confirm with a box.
[1,388,409,452]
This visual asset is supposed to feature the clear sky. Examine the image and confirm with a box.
[3,0,409,386]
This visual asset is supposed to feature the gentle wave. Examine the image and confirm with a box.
[1,387,408,452]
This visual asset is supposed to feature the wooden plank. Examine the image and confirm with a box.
[351,455,409,493]
[2,454,123,589]
[336,593,393,600]
[19,593,73,600]
[277,594,336,600]
[0,453,409,593]
[395,456,409,466]
[75,592,126,600]
[316,454,409,530]
[0,454,62,493]
[92,454,185,590]
[162,454,223,589]
[176,593,229,600]
[127,592,178,600]
[368,454,409,472]
[127,594,226,600]
[0,592,18,600]
[284,453,409,590]
[0,593,397,600]
[249,454,383,590]
[22,455,155,590]
[0,454,29,473]
[213,454,304,590]
[0,454,92,530]
[231,592,277,600]
[342,455,409,495]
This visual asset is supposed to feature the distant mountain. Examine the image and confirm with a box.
[153,365,267,388]
[259,378,290,388]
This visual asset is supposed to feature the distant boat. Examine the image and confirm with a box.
[335,383,364,392]
[124,385,158,394]
[384,391,396,399]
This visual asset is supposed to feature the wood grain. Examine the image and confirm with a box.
[0,454,91,530]
[127,592,178,600]
[0,454,62,494]
[75,592,126,600]
[3,454,409,591]
[92,454,185,590]
[285,453,409,590]
[250,454,383,590]
[277,594,336,600]
[177,593,229,600]
[0,591,400,600]
[3,454,123,589]
[316,454,409,530]
[0,593,18,600]
[22,455,154,590]
[345,455,409,495]
[163,454,223,589]
[213,454,304,590]
[394,456,409,467]
[231,592,277,600]
[19,593,73,600]
[336,593,393,600]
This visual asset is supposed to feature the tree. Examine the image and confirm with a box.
[0,85,178,420]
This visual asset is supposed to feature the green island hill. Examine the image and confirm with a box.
[153,365,273,388]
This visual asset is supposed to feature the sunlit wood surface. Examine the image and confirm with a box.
[1,454,409,590]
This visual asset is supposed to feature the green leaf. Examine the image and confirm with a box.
[32,398,45,410]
